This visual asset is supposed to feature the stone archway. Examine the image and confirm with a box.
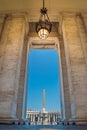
[0,12,87,124]
[21,36,71,124]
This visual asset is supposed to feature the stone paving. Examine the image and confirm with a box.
[0,124,87,130]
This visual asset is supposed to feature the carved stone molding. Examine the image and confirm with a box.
[28,37,59,51]
[0,9,87,22]
[28,22,59,37]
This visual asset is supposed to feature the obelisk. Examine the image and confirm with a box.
[42,89,46,112]
[42,89,48,124]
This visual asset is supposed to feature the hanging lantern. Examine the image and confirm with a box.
[36,0,52,40]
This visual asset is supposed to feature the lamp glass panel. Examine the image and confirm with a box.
[38,29,49,40]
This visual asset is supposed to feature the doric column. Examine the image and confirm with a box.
[0,15,5,39]
[16,18,29,122]
[0,13,27,123]
[58,35,71,122]
[62,12,87,124]
[0,15,5,72]
[76,13,87,66]
[82,13,87,32]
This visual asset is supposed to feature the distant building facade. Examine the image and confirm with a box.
[26,109,61,124]
[26,89,61,124]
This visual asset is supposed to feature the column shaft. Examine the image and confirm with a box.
[0,15,26,120]
[59,35,71,121]
[62,13,87,123]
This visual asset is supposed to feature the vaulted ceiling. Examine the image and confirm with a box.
[0,0,87,12]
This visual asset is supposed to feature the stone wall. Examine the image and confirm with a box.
[0,16,3,36]
[62,13,87,122]
[0,12,87,124]
[16,28,29,120]
[59,35,71,121]
[0,14,26,121]
[82,13,87,32]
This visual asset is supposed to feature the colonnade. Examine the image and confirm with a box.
[0,12,87,124]
[26,110,60,124]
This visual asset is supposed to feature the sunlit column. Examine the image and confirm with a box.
[76,14,87,66]
[0,14,26,122]
[58,23,71,121]
[82,13,87,30]
[62,12,87,123]
[0,15,5,39]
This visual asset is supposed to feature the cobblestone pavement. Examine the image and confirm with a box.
[0,124,87,130]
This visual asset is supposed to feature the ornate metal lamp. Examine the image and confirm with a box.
[36,0,52,40]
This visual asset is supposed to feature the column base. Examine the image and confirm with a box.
[0,117,28,125]
[18,118,28,124]
[69,118,87,125]
[0,118,19,124]
[61,119,70,125]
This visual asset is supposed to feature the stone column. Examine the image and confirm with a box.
[62,13,87,124]
[58,34,71,122]
[0,15,5,39]
[76,13,87,66]
[82,13,87,32]
[16,19,29,122]
[0,14,26,123]
[0,15,5,72]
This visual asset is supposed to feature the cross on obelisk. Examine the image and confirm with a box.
[42,89,46,112]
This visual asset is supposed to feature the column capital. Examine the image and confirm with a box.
[5,12,27,20]
[5,13,29,36]
[62,12,79,18]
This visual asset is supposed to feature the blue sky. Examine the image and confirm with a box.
[27,49,61,111]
